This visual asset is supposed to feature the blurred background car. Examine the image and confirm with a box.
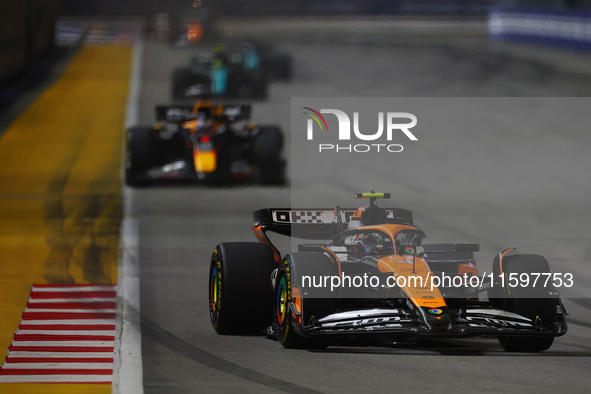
[125,101,286,186]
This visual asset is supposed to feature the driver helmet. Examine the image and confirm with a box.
[364,233,385,256]
[195,116,213,136]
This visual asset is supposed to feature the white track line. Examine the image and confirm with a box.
[112,32,144,394]
[0,375,112,383]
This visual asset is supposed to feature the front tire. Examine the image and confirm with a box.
[209,243,276,335]
[274,271,304,348]
[274,253,337,348]
[494,254,559,352]
[498,336,554,353]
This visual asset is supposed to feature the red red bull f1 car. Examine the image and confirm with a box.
[209,193,567,352]
[125,101,285,186]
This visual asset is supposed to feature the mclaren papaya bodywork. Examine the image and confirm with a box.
[209,193,567,352]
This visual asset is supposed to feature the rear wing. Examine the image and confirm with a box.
[155,105,195,122]
[253,208,413,239]
[155,104,251,123]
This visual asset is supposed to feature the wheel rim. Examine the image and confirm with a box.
[276,277,287,325]
[210,265,220,313]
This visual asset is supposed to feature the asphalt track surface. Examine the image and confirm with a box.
[135,19,591,393]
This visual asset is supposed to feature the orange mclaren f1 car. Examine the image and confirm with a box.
[125,101,285,186]
[209,193,567,352]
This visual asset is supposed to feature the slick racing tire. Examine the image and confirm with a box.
[256,126,285,185]
[498,334,554,353]
[252,78,268,100]
[209,243,275,335]
[274,253,337,349]
[125,127,155,187]
[271,55,293,81]
[495,254,558,352]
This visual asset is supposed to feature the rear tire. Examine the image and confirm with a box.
[252,78,268,99]
[256,126,285,185]
[209,243,276,335]
[272,55,293,81]
[494,254,558,352]
[125,127,155,187]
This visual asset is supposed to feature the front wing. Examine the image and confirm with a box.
[135,158,256,183]
[296,307,567,338]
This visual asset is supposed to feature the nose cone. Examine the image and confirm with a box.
[417,306,451,332]
[194,150,216,173]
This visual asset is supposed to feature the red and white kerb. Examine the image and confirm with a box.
[0,284,118,384]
